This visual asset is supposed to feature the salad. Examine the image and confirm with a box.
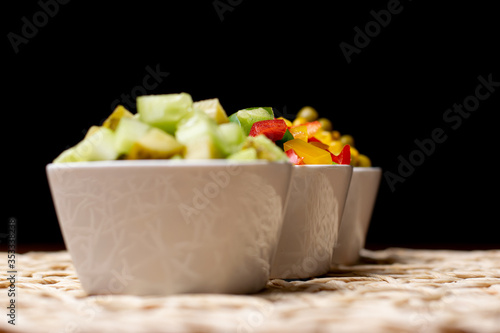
[53,93,289,163]
[52,94,368,167]
[239,106,372,166]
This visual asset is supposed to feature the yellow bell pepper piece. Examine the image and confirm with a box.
[328,140,343,155]
[277,117,292,127]
[289,125,308,142]
[313,130,333,145]
[284,139,332,164]
[309,141,329,150]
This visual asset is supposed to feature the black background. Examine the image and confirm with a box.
[3,0,499,251]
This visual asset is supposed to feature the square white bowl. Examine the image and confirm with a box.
[270,165,353,279]
[46,159,293,296]
[331,167,382,265]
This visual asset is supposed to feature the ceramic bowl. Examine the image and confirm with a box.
[331,167,382,265]
[46,160,293,296]
[270,165,353,279]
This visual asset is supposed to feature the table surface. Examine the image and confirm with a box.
[1,247,500,333]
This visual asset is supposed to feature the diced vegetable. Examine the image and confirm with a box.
[289,125,308,142]
[277,117,292,127]
[249,119,287,141]
[126,127,184,159]
[275,129,294,149]
[102,105,134,130]
[193,98,229,124]
[54,127,119,162]
[279,106,374,166]
[227,147,258,161]
[241,135,289,162]
[290,120,321,137]
[330,144,351,165]
[228,107,274,135]
[175,109,226,158]
[218,122,246,155]
[137,92,193,135]
[284,139,332,165]
[309,141,329,150]
[286,149,305,165]
[114,117,151,155]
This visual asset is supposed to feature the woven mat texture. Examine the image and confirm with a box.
[1,248,500,333]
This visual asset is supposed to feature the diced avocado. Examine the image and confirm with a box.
[228,107,274,136]
[227,147,258,161]
[53,127,119,162]
[126,128,184,159]
[176,109,227,158]
[218,122,246,155]
[137,93,193,134]
[241,135,289,162]
[193,98,229,124]
[114,117,151,155]
[102,105,134,130]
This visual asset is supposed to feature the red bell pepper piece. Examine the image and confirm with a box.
[308,136,321,143]
[249,119,288,141]
[331,144,351,165]
[290,121,322,137]
[286,149,305,165]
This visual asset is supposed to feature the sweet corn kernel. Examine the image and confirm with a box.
[292,116,308,126]
[341,134,355,147]
[350,146,359,166]
[358,154,372,167]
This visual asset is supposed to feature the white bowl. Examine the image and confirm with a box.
[331,167,382,265]
[270,165,353,279]
[46,160,293,296]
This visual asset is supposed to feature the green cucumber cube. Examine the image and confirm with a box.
[114,117,151,155]
[228,107,274,136]
[137,92,193,134]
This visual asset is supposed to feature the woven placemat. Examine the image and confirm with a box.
[1,248,499,333]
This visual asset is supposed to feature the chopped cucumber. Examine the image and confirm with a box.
[228,107,274,136]
[183,136,223,159]
[53,147,80,163]
[175,109,228,158]
[227,147,258,161]
[193,98,229,124]
[114,117,151,155]
[241,134,289,162]
[53,127,119,162]
[126,127,184,159]
[102,105,134,131]
[242,106,274,117]
[218,122,246,155]
[137,92,193,135]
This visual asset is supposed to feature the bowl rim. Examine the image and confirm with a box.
[46,159,292,169]
[292,164,353,168]
[352,166,382,172]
